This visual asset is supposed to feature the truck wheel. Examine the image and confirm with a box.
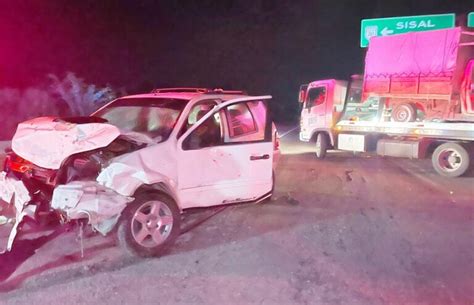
[117,193,180,257]
[432,142,470,177]
[391,103,416,122]
[315,133,328,159]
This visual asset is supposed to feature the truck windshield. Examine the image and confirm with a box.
[94,98,189,142]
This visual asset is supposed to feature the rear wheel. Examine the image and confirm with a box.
[391,103,417,122]
[432,142,470,177]
[315,133,328,159]
[117,193,180,257]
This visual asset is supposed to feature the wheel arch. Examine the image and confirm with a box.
[420,139,473,159]
[310,129,335,147]
[132,182,182,211]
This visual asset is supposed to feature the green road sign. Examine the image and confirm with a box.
[468,12,474,27]
[360,13,456,47]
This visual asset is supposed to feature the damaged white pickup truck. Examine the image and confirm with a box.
[0,88,280,257]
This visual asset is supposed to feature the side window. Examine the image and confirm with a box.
[182,112,222,150]
[224,100,268,143]
[306,86,327,109]
[178,100,217,138]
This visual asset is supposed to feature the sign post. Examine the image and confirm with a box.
[468,12,474,27]
[360,13,456,47]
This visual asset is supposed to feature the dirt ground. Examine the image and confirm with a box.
[0,127,473,305]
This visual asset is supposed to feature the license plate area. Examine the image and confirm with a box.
[337,134,366,152]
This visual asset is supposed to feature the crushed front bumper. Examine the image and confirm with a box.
[0,171,33,253]
[0,171,134,252]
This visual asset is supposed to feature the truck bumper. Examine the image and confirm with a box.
[0,172,32,253]
[299,131,312,142]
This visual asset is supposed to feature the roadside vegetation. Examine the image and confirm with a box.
[0,73,117,140]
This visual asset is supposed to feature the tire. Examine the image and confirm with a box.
[432,142,470,178]
[391,103,417,122]
[315,133,328,159]
[117,192,181,257]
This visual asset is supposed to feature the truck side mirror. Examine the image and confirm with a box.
[298,90,306,104]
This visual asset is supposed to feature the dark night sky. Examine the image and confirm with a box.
[0,0,473,119]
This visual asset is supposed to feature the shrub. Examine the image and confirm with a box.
[49,72,116,116]
[0,72,117,140]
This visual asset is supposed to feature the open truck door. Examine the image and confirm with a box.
[176,96,274,209]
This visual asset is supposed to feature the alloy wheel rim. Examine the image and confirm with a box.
[131,200,173,248]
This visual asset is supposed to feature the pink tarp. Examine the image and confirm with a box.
[365,27,461,77]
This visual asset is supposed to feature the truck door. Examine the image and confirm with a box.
[176,96,274,209]
[301,85,329,130]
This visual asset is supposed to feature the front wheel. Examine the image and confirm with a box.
[117,193,181,257]
[315,133,328,159]
[432,142,470,178]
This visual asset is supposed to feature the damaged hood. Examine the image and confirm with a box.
[11,117,140,170]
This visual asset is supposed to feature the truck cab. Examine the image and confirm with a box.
[299,77,362,157]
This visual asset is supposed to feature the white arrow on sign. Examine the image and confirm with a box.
[381,27,394,36]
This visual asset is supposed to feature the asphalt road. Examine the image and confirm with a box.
[1,127,473,305]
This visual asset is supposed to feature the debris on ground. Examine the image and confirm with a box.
[283,193,300,205]
[344,170,353,182]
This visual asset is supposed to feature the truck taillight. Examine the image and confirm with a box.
[4,153,32,173]
[274,133,280,151]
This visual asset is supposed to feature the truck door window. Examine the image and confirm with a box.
[226,103,257,138]
[306,87,326,109]
[224,100,268,143]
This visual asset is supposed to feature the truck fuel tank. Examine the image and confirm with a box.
[376,139,420,159]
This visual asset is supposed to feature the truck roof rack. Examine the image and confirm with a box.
[204,88,247,95]
[151,87,246,95]
[151,88,209,94]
